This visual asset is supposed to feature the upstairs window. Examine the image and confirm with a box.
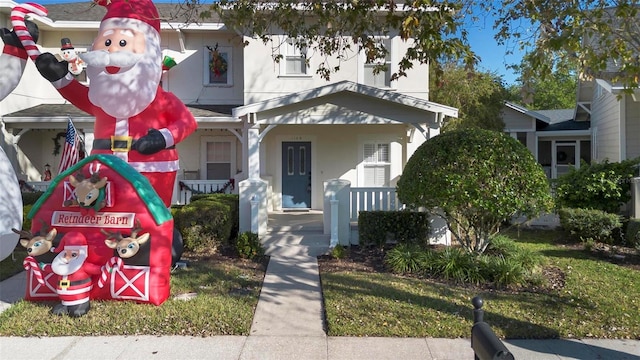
[363,37,391,88]
[280,37,308,76]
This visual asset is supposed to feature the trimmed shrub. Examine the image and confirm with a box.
[625,219,640,248]
[397,128,553,254]
[22,205,33,232]
[234,231,264,260]
[358,210,430,247]
[558,207,622,244]
[553,157,640,213]
[173,194,239,252]
[22,192,44,206]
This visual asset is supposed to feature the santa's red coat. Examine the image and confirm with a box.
[51,262,101,306]
[56,81,197,205]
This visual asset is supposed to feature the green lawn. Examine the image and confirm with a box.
[2,229,639,339]
[0,250,26,282]
[321,229,640,339]
[0,252,265,336]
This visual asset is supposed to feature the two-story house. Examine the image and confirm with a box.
[0,1,457,241]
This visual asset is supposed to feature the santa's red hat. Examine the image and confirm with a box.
[54,232,88,253]
[93,0,160,34]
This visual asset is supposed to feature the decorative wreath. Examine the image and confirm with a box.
[557,151,568,162]
[207,44,228,77]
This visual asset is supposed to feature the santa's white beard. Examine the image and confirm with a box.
[83,48,161,118]
[51,252,86,276]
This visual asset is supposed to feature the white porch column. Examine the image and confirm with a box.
[239,178,268,236]
[247,125,261,180]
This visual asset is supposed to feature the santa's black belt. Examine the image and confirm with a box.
[93,138,174,152]
[59,277,91,288]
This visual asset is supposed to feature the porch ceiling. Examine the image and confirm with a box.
[233,81,458,126]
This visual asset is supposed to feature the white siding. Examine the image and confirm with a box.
[591,85,622,162]
[502,107,535,131]
[162,31,244,105]
[242,34,429,104]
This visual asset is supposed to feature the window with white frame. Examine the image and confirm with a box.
[202,137,236,180]
[280,37,308,76]
[363,142,390,187]
[363,37,391,88]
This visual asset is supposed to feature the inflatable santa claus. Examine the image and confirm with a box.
[48,232,101,317]
[35,0,197,207]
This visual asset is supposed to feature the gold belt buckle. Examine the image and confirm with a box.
[59,280,70,289]
[111,136,133,152]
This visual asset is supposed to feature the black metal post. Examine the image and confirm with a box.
[470,296,515,360]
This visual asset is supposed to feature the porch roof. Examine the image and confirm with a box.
[1,104,239,129]
[233,80,459,123]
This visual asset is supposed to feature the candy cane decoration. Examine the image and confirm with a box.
[22,255,45,285]
[11,3,48,61]
[98,256,123,288]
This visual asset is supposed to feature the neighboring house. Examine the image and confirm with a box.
[0,1,457,242]
[502,102,591,179]
[502,6,640,177]
[580,78,640,163]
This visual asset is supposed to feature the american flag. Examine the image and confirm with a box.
[58,119,81,173]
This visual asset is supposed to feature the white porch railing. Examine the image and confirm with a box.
[25,180,234,206]
[349,187,404,221]
[22,181,51,192]
[177,180,234,205]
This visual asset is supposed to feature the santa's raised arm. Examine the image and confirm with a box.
[35,0,197,206]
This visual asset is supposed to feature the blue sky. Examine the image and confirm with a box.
[33,0,524,85]
[464,10,527,86]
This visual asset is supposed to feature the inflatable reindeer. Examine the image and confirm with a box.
[12,226,57,257]
[64,172,108,213]
[101,220,149,259]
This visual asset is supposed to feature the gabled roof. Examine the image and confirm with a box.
[234,80,458,120]
[533,109,575,125]
[28,154,171,225]
[504,102,551,122]
[505,101,575,124]
[505,101,589,133]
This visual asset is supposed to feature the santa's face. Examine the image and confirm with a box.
[51,248,86,276]
[80,24,162,118]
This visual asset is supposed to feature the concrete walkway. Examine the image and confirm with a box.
[1,211,639,359]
